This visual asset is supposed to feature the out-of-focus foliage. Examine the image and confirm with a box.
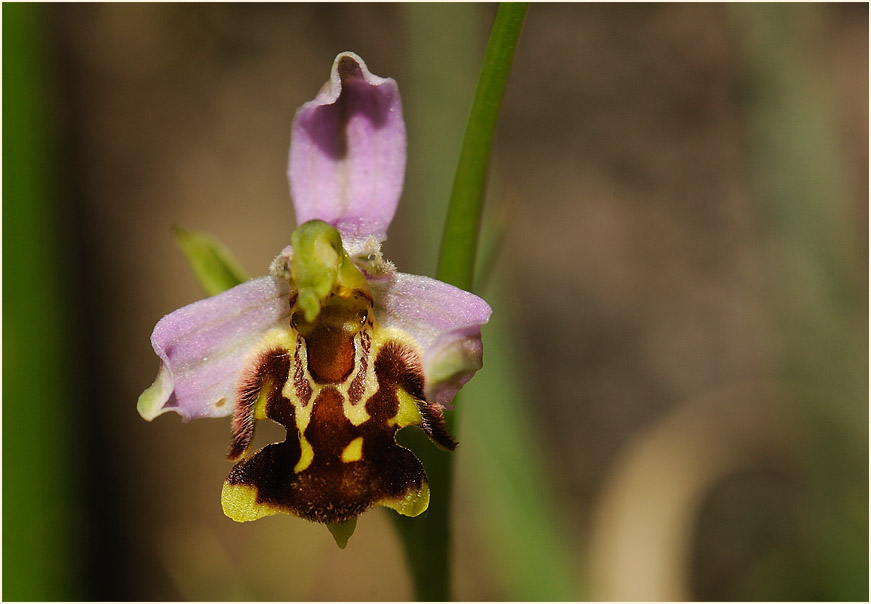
[3,4,83,600]
[728,4,868,598]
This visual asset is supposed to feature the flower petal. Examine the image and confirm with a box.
[289,51,406,243]
[370,273,492,409]
[137,276,292,422]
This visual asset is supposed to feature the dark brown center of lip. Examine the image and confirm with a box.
[293,301,368,384]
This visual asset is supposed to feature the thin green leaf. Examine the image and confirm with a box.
[459,284,579,600]
[173,225,249,296]
[437,2,529,291]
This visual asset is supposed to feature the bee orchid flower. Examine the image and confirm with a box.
[137,52,491,536]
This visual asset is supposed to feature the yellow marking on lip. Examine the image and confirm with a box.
[282,338,313,405]
[382,482,430,518]
[281,374,297,402]
[391,389,423,428]
[253,380,271,421]
[256,327,296,354]
[221,483,283,522]
[294,436,314,473]
[341,437,364,463]
[292,391,316,474]
[371,325,420,355]
[342,398,370,425]
[294,401,313,432]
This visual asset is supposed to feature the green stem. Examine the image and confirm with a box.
[393,3,528,600]
[3,4,82,599]
[438,2,529,291]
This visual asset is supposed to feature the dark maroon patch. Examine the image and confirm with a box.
[226,385,426,524]
[292,337,312,406]
[223,337,457,524]
[347,330,370,404]
[374,341,457,451]
[228,349,291,461]
[418,402,457,452]
[303,323,356,384]
[374,341,425,399]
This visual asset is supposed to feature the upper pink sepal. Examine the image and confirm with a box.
[288,52,406,243]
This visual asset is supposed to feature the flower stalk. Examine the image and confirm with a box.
[392,3,528,600]
[438,2,529,292]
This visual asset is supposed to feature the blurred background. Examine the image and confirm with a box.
[3,3,868,601]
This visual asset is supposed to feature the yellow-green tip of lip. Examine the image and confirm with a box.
[384,482,431,518]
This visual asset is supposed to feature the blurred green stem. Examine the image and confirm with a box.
[392,3,528,601]
[3,4,82,599]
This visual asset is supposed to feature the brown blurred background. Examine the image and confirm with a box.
[3,3,868,601]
